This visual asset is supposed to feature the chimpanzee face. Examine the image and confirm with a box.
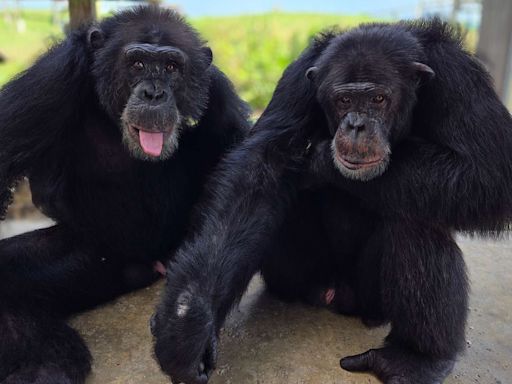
[306,31,434,181]
[320,79,395,181]
[120,43,190,160]
[88,15,212,161]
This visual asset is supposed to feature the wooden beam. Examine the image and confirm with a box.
[476,0,512,102]
[68,0,96,30]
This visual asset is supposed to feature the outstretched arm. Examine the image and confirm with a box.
[152,34,334,383]
[153,127,307,383]
[0,29,91,219]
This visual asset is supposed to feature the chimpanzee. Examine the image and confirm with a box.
[0,6,248,383]
[152,20,512,384]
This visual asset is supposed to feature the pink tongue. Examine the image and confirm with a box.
[139,130,164,157]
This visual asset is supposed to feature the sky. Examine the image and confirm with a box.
[164,0,423,18]
[6,0,482,26]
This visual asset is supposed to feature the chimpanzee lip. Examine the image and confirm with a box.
[130,124,173,135]
[337,155,384,170]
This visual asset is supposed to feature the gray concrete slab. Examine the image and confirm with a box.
[2,221,511,383]
[74,236,512,384]
[0,218,54,236]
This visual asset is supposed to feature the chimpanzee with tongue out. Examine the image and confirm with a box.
[0,6,248,383]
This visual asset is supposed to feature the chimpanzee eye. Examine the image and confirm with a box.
[340,96,351,104]
[132,61,144,70]
[373,94,385,103]
[166,63,177,72]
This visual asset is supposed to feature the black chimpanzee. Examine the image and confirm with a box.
[152,20,512,384]
[0,6,248,383]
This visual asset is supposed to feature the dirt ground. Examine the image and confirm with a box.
[1,220,511,384]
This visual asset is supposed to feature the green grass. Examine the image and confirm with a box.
[0,10,64,84]
[0,10,479,110]
[194,12,376,109]
[0,10,376,109]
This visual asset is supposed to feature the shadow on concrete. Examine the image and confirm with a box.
[1,221,510,383]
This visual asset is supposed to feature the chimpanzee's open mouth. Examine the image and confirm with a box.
[337,155,384,170]
[129,125,173,157]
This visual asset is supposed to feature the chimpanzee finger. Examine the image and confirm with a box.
[340,349,377,372]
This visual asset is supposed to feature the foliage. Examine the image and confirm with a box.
[0,10,64,85]
[0,10,375,110]
[0,10,478,111]
[194,12,375,110]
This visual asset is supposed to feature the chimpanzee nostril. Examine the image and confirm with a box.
[347,123,365,132]
[143,89,154,100]
[345,112,367,132]
[354,123,365,131]
[136,84,155,101]
[136,83,167,103]
[154,89,166,100]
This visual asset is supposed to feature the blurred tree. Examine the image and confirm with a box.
[68,0,96,30]
[477,0,512,102]
[450,0,461,21]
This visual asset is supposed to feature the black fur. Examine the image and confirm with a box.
[0,6,248,384]
[152,19,512,384]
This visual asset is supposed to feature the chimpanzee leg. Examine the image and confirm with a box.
[262,190,367,314]
[0,225,158,383]
[347,228,388,327]
[341,221,468,384]
[261,192,336,305]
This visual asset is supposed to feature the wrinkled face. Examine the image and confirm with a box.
[120,43,189,160]
[89,18,212,162]
[307,57,433,181]
[325,80,394,181]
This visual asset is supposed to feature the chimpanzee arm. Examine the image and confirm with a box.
[176,128,302,310]
[153,126,309,382]
[306,25,512,233]
[0,30,91,219]
[152,35,335,383]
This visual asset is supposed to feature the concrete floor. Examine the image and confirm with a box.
[2,221,511,384]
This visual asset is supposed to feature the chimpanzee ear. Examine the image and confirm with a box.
[202,47,213,68]
[305,66,318,81]
[412,62,435,80]
[87,27,105,50]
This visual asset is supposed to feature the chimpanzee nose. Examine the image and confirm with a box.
[346,112,366,132]
[137,83,168,103]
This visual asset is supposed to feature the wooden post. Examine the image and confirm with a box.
[450,0,461,22]
[476,0,512,102]
[68,0,96,30]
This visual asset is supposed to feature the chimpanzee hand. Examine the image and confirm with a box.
[340,345,455,384]
[151,283,218,384]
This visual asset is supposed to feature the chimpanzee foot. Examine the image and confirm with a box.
[340,345,455,384]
